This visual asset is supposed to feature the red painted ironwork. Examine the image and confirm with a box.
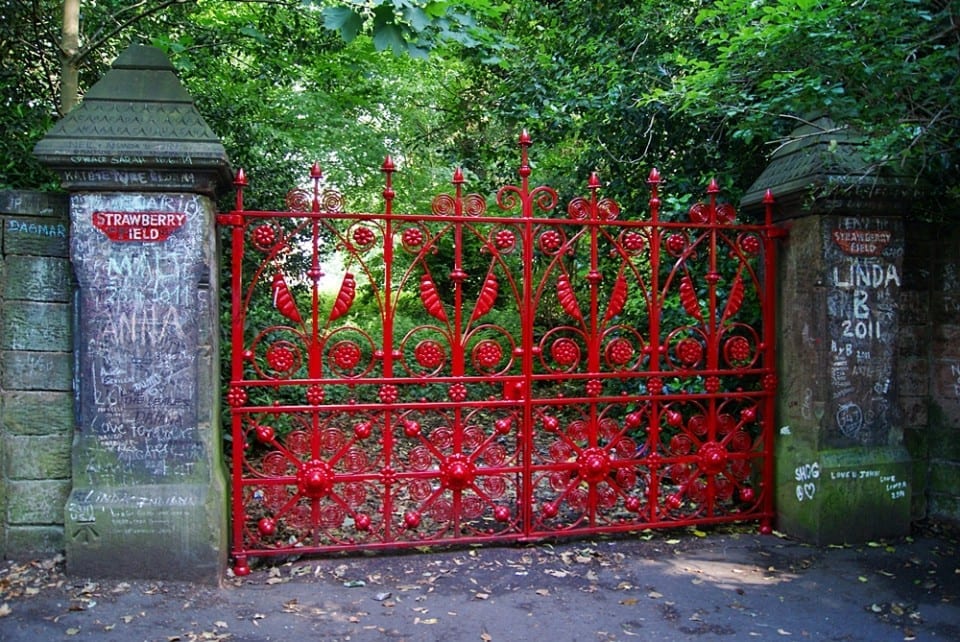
[223,134,779,575]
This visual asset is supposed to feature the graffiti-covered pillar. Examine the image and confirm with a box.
[742,116,913,544]
[34,45,231,581]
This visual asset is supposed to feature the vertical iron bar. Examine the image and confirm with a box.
[228,169,248,573]
[587,173,601,525]
[309,163,324,542]
[519,131,534,537]
[761,189,778,533]
[706,179,720,516]
[381,156,396,541]
[452,167,466,533]
[646,169,662,523]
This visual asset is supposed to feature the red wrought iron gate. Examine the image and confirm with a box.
[221,134,778,575]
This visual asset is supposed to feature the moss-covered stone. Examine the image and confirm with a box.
[1,391,74,436]
[928,460,960,494]
[3,434,71,480]
[775,439,912,544]
[928,493,960,519]
[1,255,72,302]
[64,484,226,582]
[0,301,71,352]
[0,351,73,391]
[6,480,70,525]
[4,525,64,558]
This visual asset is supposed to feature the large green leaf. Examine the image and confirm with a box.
[323,6,364,42]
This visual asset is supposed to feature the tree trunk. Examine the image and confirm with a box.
[60,0,80,115]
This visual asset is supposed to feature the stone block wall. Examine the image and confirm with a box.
[901,222,960,520]
[0,190,73,557]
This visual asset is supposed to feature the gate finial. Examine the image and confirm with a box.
[310,162,323,213]
[381,156,396,209]
[518,130,531,179]
[647,168,661,221]
[234,168,247,211]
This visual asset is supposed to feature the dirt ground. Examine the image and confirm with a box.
[1,521,958,641]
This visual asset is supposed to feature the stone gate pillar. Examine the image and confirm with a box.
[34,45,231,581]
[742,116,913,544]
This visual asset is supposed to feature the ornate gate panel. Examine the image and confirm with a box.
[221,135,778,575]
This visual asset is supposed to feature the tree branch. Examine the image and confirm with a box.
[75,0,196,65]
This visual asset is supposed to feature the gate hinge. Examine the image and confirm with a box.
[217,213,243,227]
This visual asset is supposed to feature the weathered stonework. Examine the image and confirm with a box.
[923,223,960,520]
[34,44,230,582]
[743,117,914,543]
[0,190,72,558]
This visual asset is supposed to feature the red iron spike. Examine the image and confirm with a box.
[382,156,396,206]
[764,189,775,226]
[647,168,661,220]
[452,167,465,184]
[311,163,322,213]
[518,130,531,180]
[588,172,601,190]
[233,168,247,211]
[707,178,720,194]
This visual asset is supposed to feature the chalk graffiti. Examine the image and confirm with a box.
[836,401,864,439]
[882,475,908,501]
[6,218,67,237]
[825,217,902,447]
[801,387,813,420]
[830,470,908,501]
[794,461,820,502]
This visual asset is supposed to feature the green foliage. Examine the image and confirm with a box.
[314,0,508,58]
[1,0,504,197]
[430,0,762,221]
[0,0,61,189]
[640,0,959,213]
[4,0,957,214]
